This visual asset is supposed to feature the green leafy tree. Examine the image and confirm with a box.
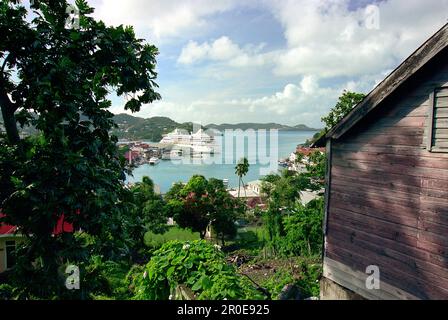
[166,176,240,241]
[122,176,167,261]
[0,0,160,298]
[235,157,249,198]
[281,197,324,256]
[129,176,167,234]
[321,90,365,131]
[261,170,309,209]
[305,150,326,190]
[207,178,240,246]
[167,175,211,239]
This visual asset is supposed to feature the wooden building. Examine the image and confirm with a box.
[319,23,448,299]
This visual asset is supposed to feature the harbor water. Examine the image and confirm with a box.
[126,130,317,193]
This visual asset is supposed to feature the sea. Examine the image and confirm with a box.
[126,130,317,193]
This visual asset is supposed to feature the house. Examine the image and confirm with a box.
[0,221,20,273]
[289,147,325,172]
[0,214,73,273]
[319,23,448,299]
[228,180,266,210]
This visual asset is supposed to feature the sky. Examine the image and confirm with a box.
[87,0,448,127]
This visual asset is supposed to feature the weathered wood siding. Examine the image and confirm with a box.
[324,51,448,299]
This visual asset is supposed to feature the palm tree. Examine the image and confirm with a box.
[235,157,249,198]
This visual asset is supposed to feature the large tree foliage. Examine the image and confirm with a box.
[260,165,325,256]
[125,176,167,255]
[281,198,324,256]
[303,90,365,146]
[0,0,160,298]
[166,175,241,240]
[321,90,365,131]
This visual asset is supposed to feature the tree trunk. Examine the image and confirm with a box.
[0,86,20,145]
[237,177,241,198]
[242,178,247,198]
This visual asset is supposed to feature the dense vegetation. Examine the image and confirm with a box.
[131,241,263,300]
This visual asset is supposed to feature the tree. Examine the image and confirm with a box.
[321,90,365,131]
[166,175,211,239]
[131,177,167,234]
[124,176,167,260]
[0,0,160,298]
[207,178,240,246]
[235,157,249,198]
[166,176,241,241]
[261,170,308,209]
[259,169,316,255]
[282,198,324,256]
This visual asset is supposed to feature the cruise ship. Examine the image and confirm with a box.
[159,128,221,154]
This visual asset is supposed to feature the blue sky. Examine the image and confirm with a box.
[88,0,448,127]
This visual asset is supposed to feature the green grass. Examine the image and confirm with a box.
[222,225,268,255]
[144,226,200,248]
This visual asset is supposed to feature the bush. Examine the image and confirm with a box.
[132,240,264,300]
[0,284,14,300]
[264,197,324,258]
[294,259,322,298]
[261,270,296,300]
[260,258,321,300]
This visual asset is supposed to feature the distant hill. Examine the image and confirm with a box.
[205,122,319,132]
[111,114,200,142]
[1,112,320,142]
[112,115,319,141]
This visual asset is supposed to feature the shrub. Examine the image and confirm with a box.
[261,270,295,300]
[132,240,264,300]
[0,284,14,300]
[294,259,322,298]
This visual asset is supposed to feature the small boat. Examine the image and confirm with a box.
[149,157,160,165]
[278,160,289,167]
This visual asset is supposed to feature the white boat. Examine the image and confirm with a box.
[149,157,160,165]
[160,128,191,144]
[160,128,219,154]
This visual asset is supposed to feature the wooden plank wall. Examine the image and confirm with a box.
[324,57,448,299]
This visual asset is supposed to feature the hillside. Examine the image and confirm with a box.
[111,114,199,142]
[1,113,320,141]
[205,122,319,132]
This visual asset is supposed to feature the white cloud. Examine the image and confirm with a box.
[266,0,448,78]
[114,76,354,127]
[101,0,448,126]
[177,36,270,67]
[93,0,241,39]
[175,0,448,79]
